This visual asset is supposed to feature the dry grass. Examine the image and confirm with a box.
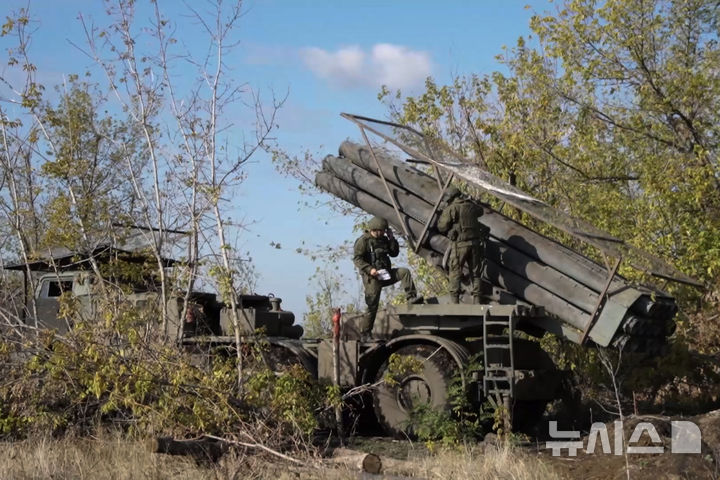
[401,443,563,480]
[0,434,565,480]
[0,433,216,480]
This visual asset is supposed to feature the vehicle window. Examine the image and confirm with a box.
[46,280,73,298]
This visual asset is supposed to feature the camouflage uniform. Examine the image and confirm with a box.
[437,189,489,303]
[353,218,418,334]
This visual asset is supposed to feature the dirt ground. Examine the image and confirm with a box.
[4,412,717,479]
[540,411,719,479]
[539,450,716,480]
[343,410,720,479]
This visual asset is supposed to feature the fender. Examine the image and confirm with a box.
[268,338,318,378]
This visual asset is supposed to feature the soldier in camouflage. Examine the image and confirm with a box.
[353,216,421,337]
[437,186,489,304]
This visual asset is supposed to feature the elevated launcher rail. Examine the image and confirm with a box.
[315,114,701,352]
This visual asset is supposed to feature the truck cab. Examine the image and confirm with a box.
[31,271,97,333]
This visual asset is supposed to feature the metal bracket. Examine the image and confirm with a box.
[415,173,454,253]
[580,257,622,345]
[358,127,415,249]
[356,124,454,253]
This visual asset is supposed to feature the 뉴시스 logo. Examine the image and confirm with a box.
[545,420,702,456]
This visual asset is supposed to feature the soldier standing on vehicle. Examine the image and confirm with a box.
[437,186,489,304]
[353,216,422,339]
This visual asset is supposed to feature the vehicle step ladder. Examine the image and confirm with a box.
[483,310,515,430]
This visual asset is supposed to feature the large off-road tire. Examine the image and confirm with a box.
[373,344,458,437]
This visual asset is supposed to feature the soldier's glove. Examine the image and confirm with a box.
[386,228,394,239]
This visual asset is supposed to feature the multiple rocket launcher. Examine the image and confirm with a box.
[315,141,677,353]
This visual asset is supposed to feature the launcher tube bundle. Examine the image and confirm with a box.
[316,140,680,352]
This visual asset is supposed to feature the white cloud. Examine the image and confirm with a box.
[299,43,432,90]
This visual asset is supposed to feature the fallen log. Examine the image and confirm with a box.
[147,436,228,462]
[377,455,418,475]
[326,447,382,474]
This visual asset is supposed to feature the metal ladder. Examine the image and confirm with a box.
[483,310,515,427]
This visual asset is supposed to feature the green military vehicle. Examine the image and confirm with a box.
[4,115,696,437]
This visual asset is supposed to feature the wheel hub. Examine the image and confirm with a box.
[397,375,432,412]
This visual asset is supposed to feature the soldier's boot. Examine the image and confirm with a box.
[359,306,377,341]
[473,294,491,304]
[450,294,460,304]
[471,278,484,305]
[408,294,424,305]
[405,291,425,305]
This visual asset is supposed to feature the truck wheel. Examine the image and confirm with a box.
[373,344,457,437]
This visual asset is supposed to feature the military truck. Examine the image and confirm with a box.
[3,114,698,437]
[3,245,170,334]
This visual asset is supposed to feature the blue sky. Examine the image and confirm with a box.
[4,0,554,322]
